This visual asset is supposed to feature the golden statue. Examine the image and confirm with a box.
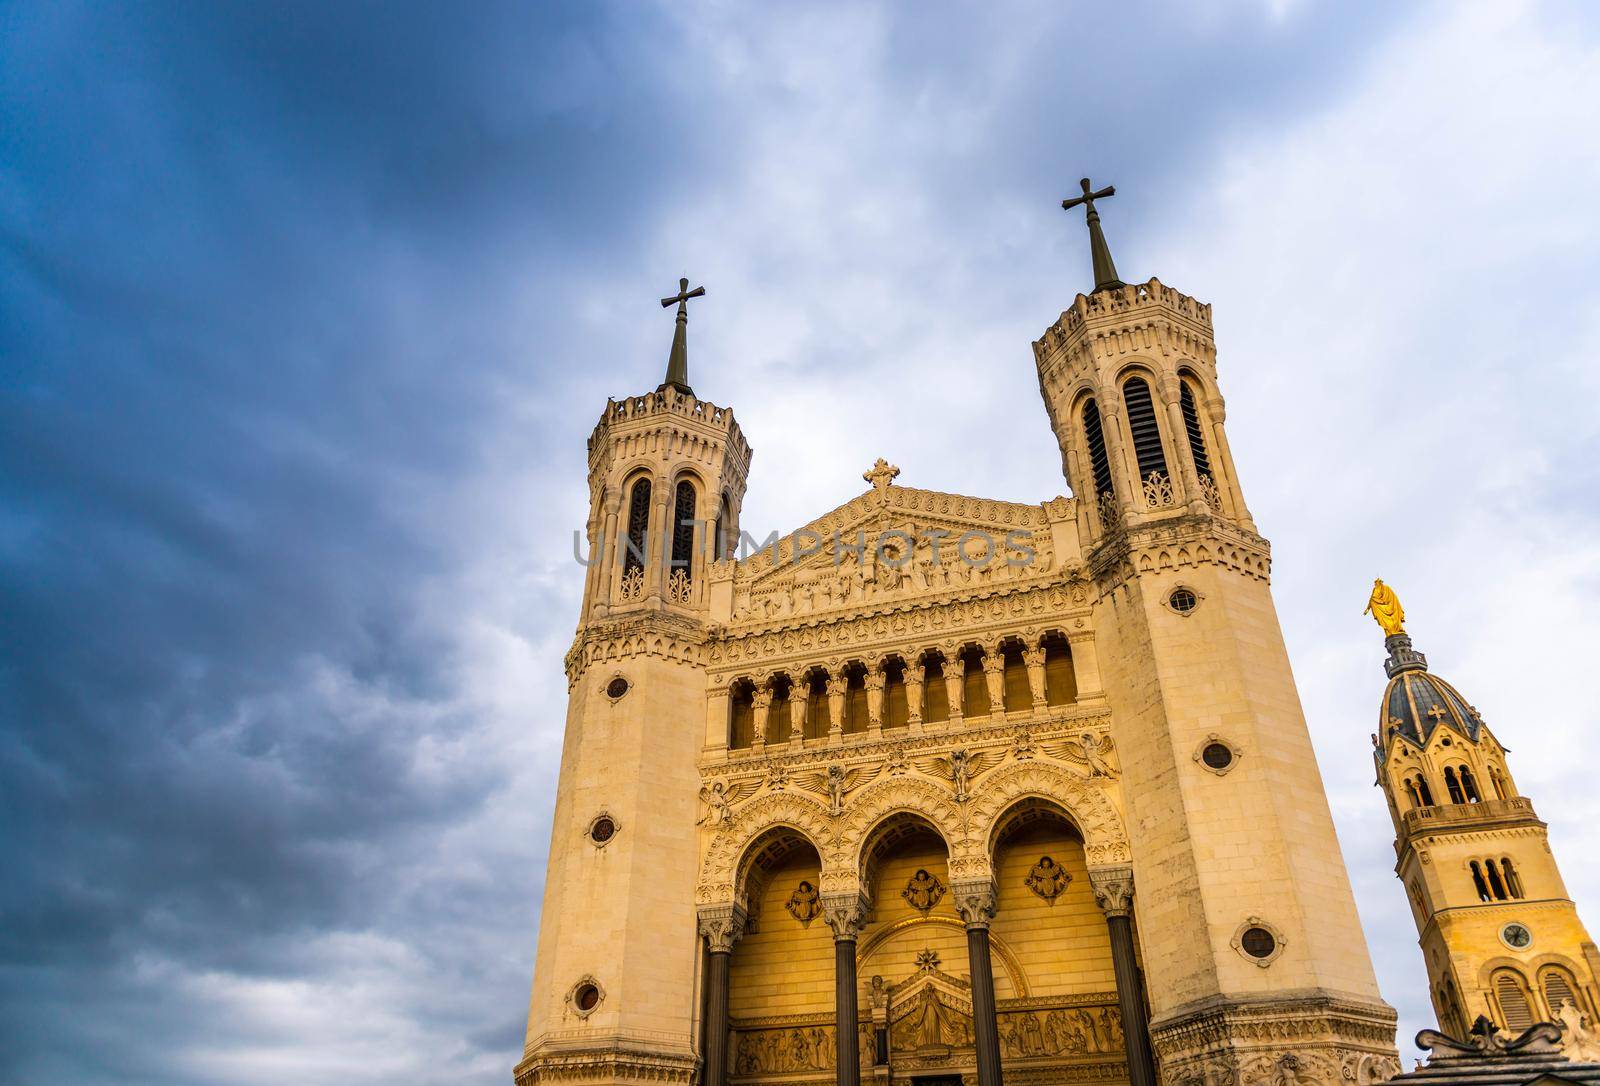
[1362,579,1406,636]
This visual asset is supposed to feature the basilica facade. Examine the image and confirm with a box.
[517,193,1402,1086]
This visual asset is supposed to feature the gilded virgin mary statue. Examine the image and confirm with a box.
[1362,579,1406,637]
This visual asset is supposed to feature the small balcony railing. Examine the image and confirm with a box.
[1400,796,1537,838]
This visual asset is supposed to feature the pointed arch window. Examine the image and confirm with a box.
[624,478,652,575]
[1403,778,1422,809]
[1459,765,1482,803]
[1485,858,1508,900]
[671,480,697,579]
[1444,766,1466,804]
[1413,775,1436,806]
[1082,398,1115,502]
[1494,971,1535,1031]
[1489,765,1509,800]
[1121,377,1169,482]
[1179,380,1214,477]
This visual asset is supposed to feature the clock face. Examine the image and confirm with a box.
[1502,923,1533,949]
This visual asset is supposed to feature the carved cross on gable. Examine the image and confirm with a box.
[1426,705,1449,724]
[864,458,900,491]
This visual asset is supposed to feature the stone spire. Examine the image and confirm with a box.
[659,276,705,395]
[1061,177,1126,294]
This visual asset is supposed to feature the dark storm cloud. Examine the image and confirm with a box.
[0,2,1478,1083]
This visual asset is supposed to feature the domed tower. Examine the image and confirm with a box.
[1368,586,1600,1037]
[518,280,751,1086]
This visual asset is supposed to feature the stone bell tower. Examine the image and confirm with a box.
[518,279,751,1086]
[1366,589,1600,1039]
[1031,180,1399,1085]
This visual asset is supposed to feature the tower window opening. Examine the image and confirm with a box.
[1403,778,1422,810]
[922,656,950,724]
[767,676,793,745]
[1001,643,1030,712]
[1121,377,1169,482]
[884,659,909,730]
[844,664,868,734]
[1444,766,1466,805]
[1082,398,1116,503]
[670,480,697,586]
[1485,859,1509,901]
[1494,971,1536,1031]
[1489,765,1509,800]
[1043,635,1077,706]
[624,478,652,575]
[1414,775,1436,806]
[1471,861,1492,902]
[1458,766,1482,803]
[728,682,755,750]
[1502,857,1525,899]
[1542,968,1581,1018]
[1179,378,1214,479]
[961,648,990,717]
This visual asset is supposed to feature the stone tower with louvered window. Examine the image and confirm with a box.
[1372,625,1600,1037]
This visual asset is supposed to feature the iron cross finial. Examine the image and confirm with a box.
[660,276,706,314]
[659,276,705,395]
[1061,176,1115,214]
[1061,176,1126,294]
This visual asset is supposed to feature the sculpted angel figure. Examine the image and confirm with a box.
[917,747,994,803]
[1025,855,1071,903]
[1362,578,1406,636]
[901,868,946,912]
[799,762,881,816]
[1041,731,1117,778]
[697,778,760,825]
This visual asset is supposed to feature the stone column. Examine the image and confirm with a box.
[1065,629,1105,703]
[982,649,1006,719]
[1159,373,1206,514]
[826,673,847,744]
[647,474,671,603]
[1205,396,1256,531]
[1089,867,1156,1086]
[865,665,885,738]
[1023,645,1047,711]
[904,662,925,734]
[954,881,1003,1086]
[699,905,748,1086]
[824,895,868,1086]
[751,687,773,753]
[1097,398,1136,523]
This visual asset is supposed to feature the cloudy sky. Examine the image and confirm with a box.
[4,2,1600,1083]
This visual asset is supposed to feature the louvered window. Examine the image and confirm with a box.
[1179,381,1213,476]
[1495,972,1535,1031]
[671,480,697,581]
[1082,398,1115,500]
[1543,969,1580,1017]
[1122,377,1169,480]
[624,478,652,574]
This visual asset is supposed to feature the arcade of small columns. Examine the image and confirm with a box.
[716,630,1100,752]
[694,774,1154,1086]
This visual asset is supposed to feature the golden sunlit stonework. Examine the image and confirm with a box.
[1368,607,1600,1055]
[517,200,1402,1086]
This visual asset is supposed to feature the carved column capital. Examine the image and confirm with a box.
[951,879,998,929]
[1088,865,1135,919]
[822,893,869,941]
[698,903,749,953]
[980,652,1005,676]
[906,663,926,685]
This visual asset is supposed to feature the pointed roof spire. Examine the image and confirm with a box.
[659,276,705,395]
[1061,177,1126,294]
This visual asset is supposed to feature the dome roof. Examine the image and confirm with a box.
[1381,668,1484,748]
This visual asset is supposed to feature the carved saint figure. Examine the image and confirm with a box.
[1558,999,1600,1062]
[902,868,947,912]
[1025,855,1071,903]
[786,880,822,924]
[1363,578,1406,636]
[912,987,957,1048]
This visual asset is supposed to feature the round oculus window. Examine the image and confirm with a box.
[1202,742,1234,770]
[574,983,600,1011]
[1169,588,1198,614]
[606,676,630,699]
[1501,923,1532,949]
[589,817,616,844]
[1240,926,1277,959]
